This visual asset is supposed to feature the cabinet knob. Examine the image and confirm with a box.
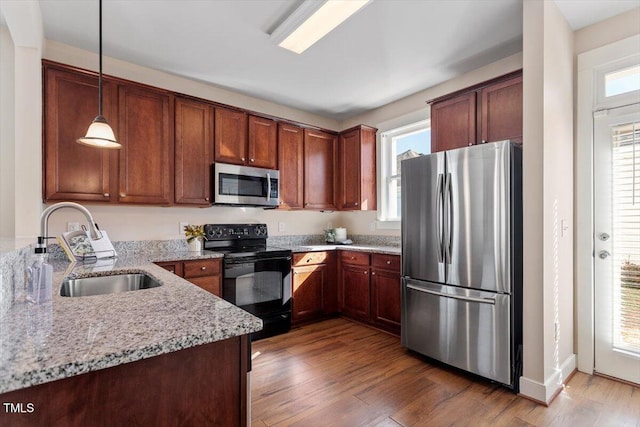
[169,270,175,274]
[241,157,245,162]
[205,197,210,201]
[120,193,126,198]
[250,158,255,162]
[371,272,376,275]
[355,202,359,206]
[481,139,487,144]
[468,143,473,146]
[201,266,207,271]
[364,271,368,274]
[294,271,298,275]
[306,259,311,263]
[103,193,110,197]
[386,260,391,265]
[351,257,355,260]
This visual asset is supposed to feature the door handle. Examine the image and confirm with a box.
[598,250,611,259]
[266,172,271,202]
[444,173,453,264]
[436,173,444,263]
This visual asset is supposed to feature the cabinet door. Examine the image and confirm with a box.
[214,107,247,165]
[480,75,523,144]
[292,264,326,324]
[340,264,370,321]
[118,84,174,204]
[278,123,304,209]
[187,275,222,297]
[248,115,277,169]
[175,97,213,205]
[338,128,361,210]
[155,261,183,277]
[431,92,476,152]
[304,129,337,210]
[371,267,401,334]
[43,66,117,202]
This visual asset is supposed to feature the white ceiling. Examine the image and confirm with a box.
[19,0,640,120]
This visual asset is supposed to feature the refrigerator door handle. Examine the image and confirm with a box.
[443,172,453,264]
[406,284,496,305]
[436,173,444,263]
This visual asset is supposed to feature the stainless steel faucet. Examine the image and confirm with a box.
[35,202,103,254]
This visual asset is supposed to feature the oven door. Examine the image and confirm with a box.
[214,163,279,207]
[223,255,292,317]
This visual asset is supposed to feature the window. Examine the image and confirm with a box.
[379,120,431,223]
[605,65,640,97]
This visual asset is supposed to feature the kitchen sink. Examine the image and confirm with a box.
[60,273,161,297]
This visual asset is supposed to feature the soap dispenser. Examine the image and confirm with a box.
[26,253,53,304]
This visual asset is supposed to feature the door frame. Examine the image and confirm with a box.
[576,34,640,375]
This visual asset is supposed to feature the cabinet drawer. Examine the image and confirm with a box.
[156,261,183,276]
[371,254,400,271]
[340,251,370,266]
[184,259,221,278]
[293,251,328,266]
[188,275,222,297]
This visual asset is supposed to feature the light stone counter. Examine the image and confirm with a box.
[0,250,262,394]
[279,244,401,256]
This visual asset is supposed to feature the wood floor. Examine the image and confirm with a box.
[250,318,640,427]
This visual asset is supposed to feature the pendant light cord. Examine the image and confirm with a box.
[98,0,103,117]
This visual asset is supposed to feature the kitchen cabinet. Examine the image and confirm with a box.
[338,125,377,211]
[339,251,371,322]
[291,251,337,325]
[303,129,338,210]
[277,123,304,209]
[370,254,401,334]
[214,107,248,166]
[174,97,214,205]
[248,115,278,169]
[43,65,118,203]
[117,84,174,204]
[430,71,522,152]
[156,258,222,297]
[339,251,401,334]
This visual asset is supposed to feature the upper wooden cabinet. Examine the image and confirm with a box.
[117,84,174,205]
[303,129,338,210]
[430,71,522,152]
[278,123,304,209]
[248,115,278,169]
[338,125,377,211]
[43,62,174,205]
[431,92,477,152]
[43,65,117,203]
[174,97,214,205]
[213,107,248,165]
[480,75,523,144]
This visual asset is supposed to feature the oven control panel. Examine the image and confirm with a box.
[204,223,268,240]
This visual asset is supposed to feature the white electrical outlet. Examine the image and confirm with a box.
[278,222,285,232]
[370,221,376,231]
[179,221,189,235]
[67,222,81,232]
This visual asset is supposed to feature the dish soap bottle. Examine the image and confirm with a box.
[26,254,53,304]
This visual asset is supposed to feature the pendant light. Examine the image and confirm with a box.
[77,0,120,149]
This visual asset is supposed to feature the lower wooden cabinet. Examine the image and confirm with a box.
[339,251,401,335]
[291,252,336,325]
[156,258,222,297]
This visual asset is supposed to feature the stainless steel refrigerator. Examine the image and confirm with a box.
[401,140,522,389]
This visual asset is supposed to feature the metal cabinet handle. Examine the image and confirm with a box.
[306,259,311,263]
[205,197,210,201]
[241,157,245,162]
[598,250,611,260]
[250,158,255,162]
[103,193,110,197]
[386,260,391,265]
[120,193,126,198]
[371,272,376,276]
[355,202,358,206]
[201,266,207,270]
[364,271,368,275]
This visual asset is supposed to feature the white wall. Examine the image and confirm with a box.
[519,0,575,404]
[0,1,43,240]
[0,26,15,238]
[575,7,640,55]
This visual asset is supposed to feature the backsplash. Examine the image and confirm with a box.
[268,234,400,247]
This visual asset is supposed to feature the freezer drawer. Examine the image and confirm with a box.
[401,278,512,386]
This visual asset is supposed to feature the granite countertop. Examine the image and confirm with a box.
[278,244,401,256]
[0,250,262,395]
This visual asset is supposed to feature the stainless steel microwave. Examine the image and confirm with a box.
[213,163,279,207]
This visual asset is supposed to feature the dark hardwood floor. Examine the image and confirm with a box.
[251,318,640,427]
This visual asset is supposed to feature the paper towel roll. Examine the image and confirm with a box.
[335,228,347,242]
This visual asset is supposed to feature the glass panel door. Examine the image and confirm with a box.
[594,103,640,384]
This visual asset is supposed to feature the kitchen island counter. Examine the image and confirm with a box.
[0,249,261,395]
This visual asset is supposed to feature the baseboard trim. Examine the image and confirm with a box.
[519,354,576,404]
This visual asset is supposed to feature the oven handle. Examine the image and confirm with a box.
[224,255,292,266]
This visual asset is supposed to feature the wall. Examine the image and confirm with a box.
[0,1,43,240]
[574,7,640,55]
[0,26,15,238]
[519,0,575,404]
